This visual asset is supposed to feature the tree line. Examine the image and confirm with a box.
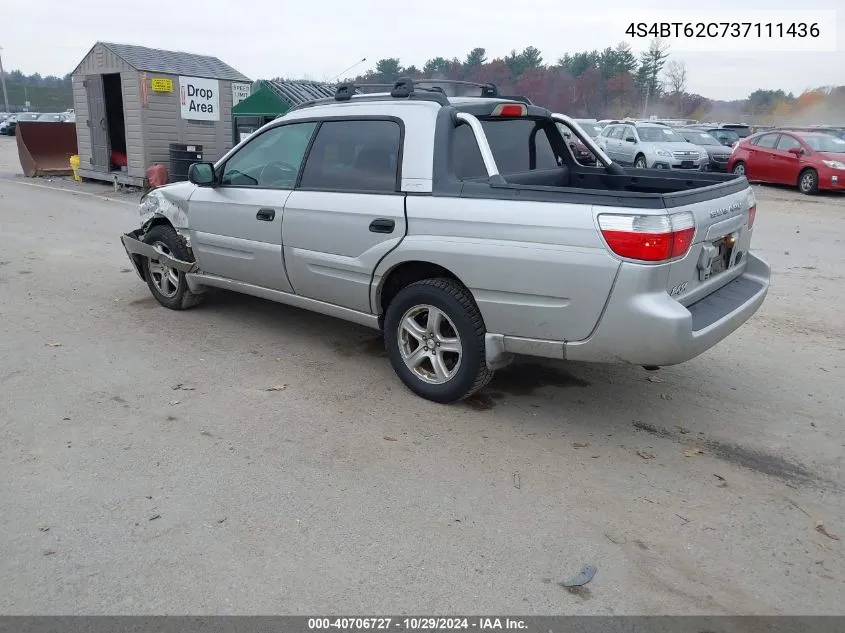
[2,70,72,88]
[346,44,844,123]
[347,41,707,119]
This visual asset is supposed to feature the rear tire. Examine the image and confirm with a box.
[142,224,203,310]
[798,168,818,195]
[732,161,746,177]
[634,154,647,169]
[384,278,493,403]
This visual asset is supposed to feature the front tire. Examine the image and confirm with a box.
[384,278,493,403]
[142,224,203,310]
[798,168,818,195]
[634,155,647,169]
[732,161,746,177]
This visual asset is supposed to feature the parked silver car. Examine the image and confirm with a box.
[598,122,709,170]
[120,80,769,403]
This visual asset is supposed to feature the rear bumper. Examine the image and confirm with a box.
[564,253,770,365]
[489,253,770,368]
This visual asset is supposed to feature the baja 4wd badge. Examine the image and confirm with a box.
[710,200,743,219]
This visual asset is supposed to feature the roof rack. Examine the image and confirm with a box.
[329,78,526,107]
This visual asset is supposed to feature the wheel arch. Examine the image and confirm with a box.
[374,259,470,322]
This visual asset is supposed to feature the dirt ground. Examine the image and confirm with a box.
[0,136,843,614]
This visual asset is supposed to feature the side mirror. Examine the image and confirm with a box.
[625,136,636,143]
[788,147,803,156]
[188,162,216,186]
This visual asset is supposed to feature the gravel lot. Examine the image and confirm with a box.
[0,136,843,615]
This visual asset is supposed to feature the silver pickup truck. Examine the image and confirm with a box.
[121,79,770,403]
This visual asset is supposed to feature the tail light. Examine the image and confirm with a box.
[748,204,757,229]
[598,212,696,262]
[491,103,527,117]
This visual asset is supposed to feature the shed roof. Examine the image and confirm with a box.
[266,80,336,104]
[93,42,250,82]
[232,80,336,117]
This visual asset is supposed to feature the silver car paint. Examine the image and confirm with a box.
[374,195,620,341]
[282,191,406,313]
[600,124,708,169]
[123,97,770,370]
[188,186,295,293]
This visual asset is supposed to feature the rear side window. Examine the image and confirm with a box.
[755,133,780,148]
[481,119,558,174]
[299,120,401,193]
[775,135,802,152]
[452,123,487,180]
[452,119,559,179]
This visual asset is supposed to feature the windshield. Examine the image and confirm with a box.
[682,131,721,146]
[637,126,685,142]
[803,135,845,153]
[574,121,603,137]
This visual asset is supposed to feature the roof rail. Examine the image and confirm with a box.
[412,79,500,98]
[317,77,530,109]
[499,94,533,105]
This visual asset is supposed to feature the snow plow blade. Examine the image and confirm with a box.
[16,121,78,178]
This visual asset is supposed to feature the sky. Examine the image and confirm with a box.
[3,0,843,101]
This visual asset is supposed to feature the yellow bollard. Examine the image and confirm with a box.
[69,154,81,182]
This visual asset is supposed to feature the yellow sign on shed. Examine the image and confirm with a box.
[151,78,173,93]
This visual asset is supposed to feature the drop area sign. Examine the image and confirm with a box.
[179,76,220,121]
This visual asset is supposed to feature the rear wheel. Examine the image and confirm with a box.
[798,168,818,195]
[634,154,647,169]
[384,278,492,403]
[732,161,746,177]
[142,224,203,310]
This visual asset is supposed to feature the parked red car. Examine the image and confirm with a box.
[728,130,845,194]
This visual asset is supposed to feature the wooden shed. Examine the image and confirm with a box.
[71,41,251,186]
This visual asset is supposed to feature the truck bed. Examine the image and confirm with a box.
[455,166,749,209]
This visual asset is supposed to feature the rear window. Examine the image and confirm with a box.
[724,125,751,138]
[711,129,740,144]
[452,118,559,179]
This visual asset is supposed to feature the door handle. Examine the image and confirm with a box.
[369,218,395,233]
[256,208,275,221]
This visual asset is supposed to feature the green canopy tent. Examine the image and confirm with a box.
[231,80,335,145]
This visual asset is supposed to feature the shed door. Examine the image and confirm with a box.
[85,74,110,171]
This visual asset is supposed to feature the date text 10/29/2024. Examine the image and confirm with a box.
[308,618,527,630]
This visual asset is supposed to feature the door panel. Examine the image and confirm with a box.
[189,187,294,292]
[282,192,406,312]
[188,120,318,292]
[618,126,637,165]
[85,74,110,171]
[772,135,804,184]
[600,128,619,161]
[747,133,779,181]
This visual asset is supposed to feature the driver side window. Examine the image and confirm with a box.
[221,121,317,189]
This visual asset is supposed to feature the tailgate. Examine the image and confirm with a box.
[664,183,757,305]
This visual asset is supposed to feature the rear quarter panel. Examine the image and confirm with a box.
[375,196,621,342]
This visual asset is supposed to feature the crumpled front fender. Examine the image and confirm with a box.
[120,230,199,282]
